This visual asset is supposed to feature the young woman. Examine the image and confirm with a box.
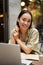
[9,10,41,54]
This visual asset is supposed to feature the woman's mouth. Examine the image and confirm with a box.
[22,24,28,28]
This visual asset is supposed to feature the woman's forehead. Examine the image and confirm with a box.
[20,13,31,19]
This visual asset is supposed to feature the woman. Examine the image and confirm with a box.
[9,10,41,54]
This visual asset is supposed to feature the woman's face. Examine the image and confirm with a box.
[18,13,31,33]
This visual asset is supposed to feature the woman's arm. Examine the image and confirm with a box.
[26,28,40,54]
[16,39,32,54]
[15,28,39,54]
[9,26,19,44]
[9,35,16,44]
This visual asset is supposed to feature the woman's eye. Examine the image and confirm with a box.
[22,18,26,21]
[22,18,31,22]
[28,20,31,22]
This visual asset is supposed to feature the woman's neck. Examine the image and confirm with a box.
[20,32,27,42]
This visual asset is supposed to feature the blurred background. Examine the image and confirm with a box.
[0,0,43,53]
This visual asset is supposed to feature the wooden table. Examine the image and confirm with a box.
[32,55,43,65]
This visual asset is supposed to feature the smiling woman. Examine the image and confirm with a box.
[9,10,41,55]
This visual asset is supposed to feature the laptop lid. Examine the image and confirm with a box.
[0,43,22,65]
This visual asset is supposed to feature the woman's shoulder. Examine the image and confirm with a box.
[30,27,38,32]
[28,27,39,34]
[27,27,39,37]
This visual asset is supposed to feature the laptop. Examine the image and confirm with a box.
[0,43,25,65]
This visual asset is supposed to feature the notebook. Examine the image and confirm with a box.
[21,53,39,60]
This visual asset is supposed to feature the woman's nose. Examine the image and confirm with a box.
[24,21,27,24]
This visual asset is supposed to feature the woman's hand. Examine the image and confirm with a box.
[11,26,19,41]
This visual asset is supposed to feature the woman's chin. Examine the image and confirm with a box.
[22,28,27,32]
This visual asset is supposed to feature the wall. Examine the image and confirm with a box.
[8,0,21,39]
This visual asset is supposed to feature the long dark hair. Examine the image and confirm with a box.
[17,10,32,29]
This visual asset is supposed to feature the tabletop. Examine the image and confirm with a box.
[32,55,43,65]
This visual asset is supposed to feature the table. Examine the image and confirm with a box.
[32,55,43,65]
